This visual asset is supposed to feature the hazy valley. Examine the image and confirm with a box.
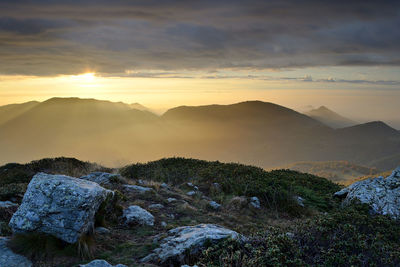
[1,98,399,176]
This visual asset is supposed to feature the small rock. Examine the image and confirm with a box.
[80,172,122,186]
[295,196,305,207]
[95,227,111,235]
[123,184,154,194]
[142,224,242,264]
[0,201,19,222]
[0,237,32,267]
[209,201,221,210]
[148,204,164,210]
[79,259,127,267]
[167,198,177,203]
[249,196,261,209]
[161,221,167,228]
[186,191,196,197]
[0,201,19,208]
[122,205,154,226]
[187,182,199,190]
[161,183,169,189]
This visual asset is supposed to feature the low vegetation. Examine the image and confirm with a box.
[1,157,398,266]
[197,205,400,267]
[121,158,341,214]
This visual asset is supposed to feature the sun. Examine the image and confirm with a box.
[73,72,96,82]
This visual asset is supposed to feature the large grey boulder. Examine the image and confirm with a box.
[79,259,127,267]
[122,205,154,226]
[80,172,122,186]
[334,167,400,219]
[142,224,241,264]
[0,237,32,267]
[9,172,112,243]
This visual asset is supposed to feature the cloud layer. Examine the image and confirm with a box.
[1,0,399,76]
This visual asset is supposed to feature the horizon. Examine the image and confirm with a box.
[1,1,400,128]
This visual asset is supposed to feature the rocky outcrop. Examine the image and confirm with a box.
[0,237,32,267]
[9,172,112,243]
[122,205,154,226]
[79,259,127,267]
[334,167,400,219]
[80,172,122,186]
[142,224,241,264]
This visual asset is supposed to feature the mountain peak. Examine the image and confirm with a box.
[305,106,356,128]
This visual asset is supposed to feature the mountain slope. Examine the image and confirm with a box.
[0,101,39,126]
[0,98,163,165]
[0,98,399,169]
[305,106,356,128]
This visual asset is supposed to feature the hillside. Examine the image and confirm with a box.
[0,101,39,126]
[1,157,400,266]
[282,161,380,185]
[305,106,356,128]
[0,98,399,170]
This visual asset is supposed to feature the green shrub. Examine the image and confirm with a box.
[121,157,341,215]
[0,157,112,186]
[196,205,400,266]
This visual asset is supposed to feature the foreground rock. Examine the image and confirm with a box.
[0,237,32,267]
[334,167,400,219]
[9,172,112,243]
[142,224,241,264]
[122,205,154,226]
[79,259,127,267]
[80,172,122,186]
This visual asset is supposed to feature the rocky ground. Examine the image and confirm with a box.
[0,157,400,267]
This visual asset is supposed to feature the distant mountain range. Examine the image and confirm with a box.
[304,106,356,128]
[281,161,380,185]
[0,98,399,170]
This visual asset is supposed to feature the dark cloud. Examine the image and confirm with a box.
[0,0,399,75]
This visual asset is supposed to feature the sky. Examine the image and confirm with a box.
[0,0,400,127]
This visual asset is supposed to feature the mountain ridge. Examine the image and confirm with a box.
[0,97,399,170]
